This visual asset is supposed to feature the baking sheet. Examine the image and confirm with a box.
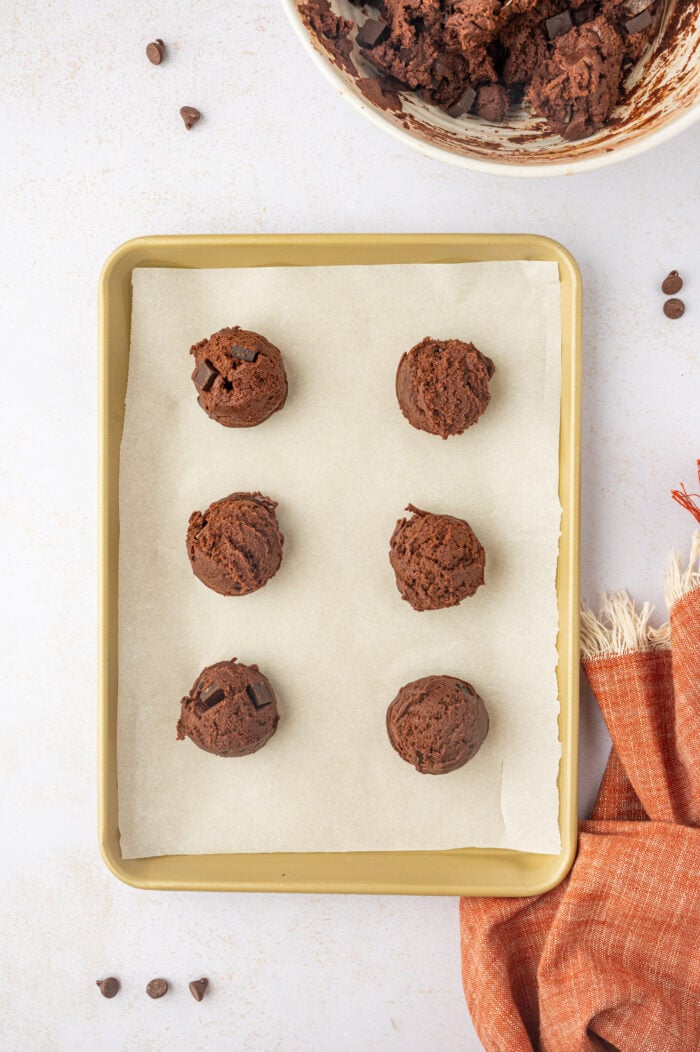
[118,260,562,858]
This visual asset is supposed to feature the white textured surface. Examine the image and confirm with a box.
[1,1,698,1049]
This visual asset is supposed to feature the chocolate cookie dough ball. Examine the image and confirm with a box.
[187,492,284,597]
[177,659,279,757]
[390,504,485,612]
[396,337,495,439]
[191,326,288,428]
[387,675,489,775]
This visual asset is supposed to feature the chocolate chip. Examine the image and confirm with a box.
[356,18,390,49]
[398,47,412,61]
[200,683,225,708]
[146,978,169,999]
[574,2,597,25]
[545,11,574,38]
[96,977,120,999]
[625,9,653,34]
[189,978,209,1001]
[196,395,205,411]
[230,344,258,363]
[661,270,683,295]
[146,39,165,65]
[246,681,273,709]
[193,359,218,391]
[663,298,685,319]
[180,106,201,130]
[447,86,476,118]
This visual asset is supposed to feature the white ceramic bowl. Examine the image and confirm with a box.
[281,1,700,177]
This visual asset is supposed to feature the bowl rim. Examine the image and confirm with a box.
[281,0,700,178]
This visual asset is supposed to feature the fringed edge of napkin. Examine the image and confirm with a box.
[580,593,670,661]
[580,531,700,661]
[665,530,700,608]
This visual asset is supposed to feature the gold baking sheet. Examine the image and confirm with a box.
[98,233,581,895]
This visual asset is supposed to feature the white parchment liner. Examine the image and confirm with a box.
[118,261,562,857]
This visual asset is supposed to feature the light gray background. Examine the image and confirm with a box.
[1,2,698,1049]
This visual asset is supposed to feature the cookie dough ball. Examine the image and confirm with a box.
[177,659,280,757]
[387,675,489,775]
[187,492,283,597]
[389,504,485,611]
[191,326,288,428]
[396,337,495,439]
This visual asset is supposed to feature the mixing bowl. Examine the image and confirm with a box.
[282,1,700,176]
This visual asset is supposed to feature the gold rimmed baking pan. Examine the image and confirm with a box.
[98,233,581,895]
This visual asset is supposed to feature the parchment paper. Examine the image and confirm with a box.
[118,260,562,858]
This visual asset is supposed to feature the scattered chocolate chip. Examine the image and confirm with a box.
[180,106,201,130]
[146,978,169,999]
[230,344,258,363]
[574,2,597,25]
[246,681,273,710]
[356,18,390,49]
[189,978,209,1001]
[545,11,574,39]
[193,360,218,391]
[200,683,225,707]
[447,86,476,118]
[398,47,412,61]
[146,39,165,65]
[196,396,205,411]
[96,977,120,999]
[663,298,685,320]
[625,9,653,33]
[661,270,683,295]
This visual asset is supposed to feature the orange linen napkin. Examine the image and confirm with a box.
[460,532,700,1052]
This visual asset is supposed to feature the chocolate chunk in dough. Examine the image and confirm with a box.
[193,359,218,392]
[396,336,495,439]
[246,681,274,710]
[190,326,287,428]
[186,492,284,597]
[200,683,225,707]
[357,18,390,49]
[386,675,489,774]
[177,659,280,758]
[625,10,653,34]
[230,344,258,363]
[447,85,476,118]
[545,11,574,40]
[389,505,485,612]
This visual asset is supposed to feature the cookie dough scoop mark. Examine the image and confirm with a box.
[387,675,489,775]
[186,492,284,597]
[190,326,288,428]
[389,504,485,612]
[396,337,495,439]
[177,659,280,757]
